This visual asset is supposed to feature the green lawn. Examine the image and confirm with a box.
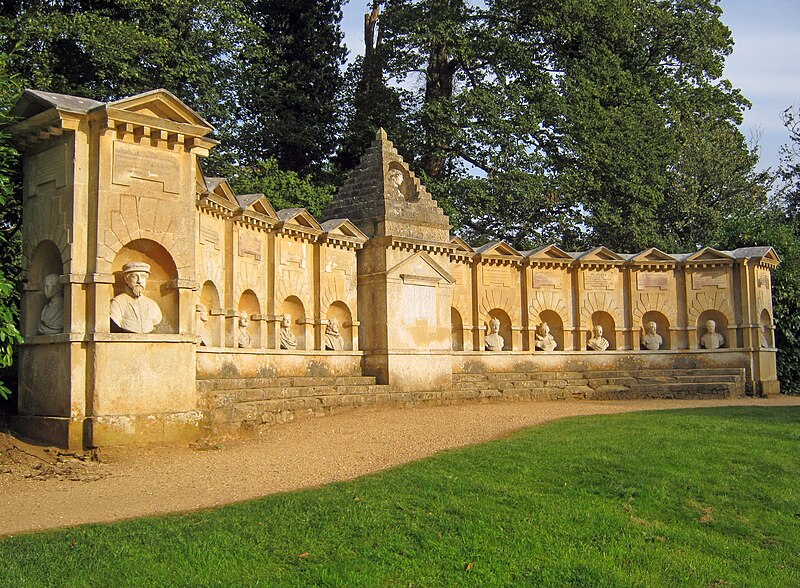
[3,406,800,587]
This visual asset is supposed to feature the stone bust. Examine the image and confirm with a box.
[641,321,663,351]
[237,312,252,349]
[485,317,504,351]
[37,273,64,335]
[535,322,557,352]
[279,313,298,350]
[587,325,609,351]
[389,168,405,198]
[110,262,162,334]
[760,323,770,348]
[196,304,213,347]
[700,319,724,350]
[324,316,344,351]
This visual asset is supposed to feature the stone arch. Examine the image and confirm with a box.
[325,300,353,351]
[581,291,623,328]
[451,307,464,351]
[697,309,729,349]
[200,280,223,346]
[112,239,178,333]
[276,271,312,317]
[688,291,734,328]
[237,289,261,348]
[538,309,564,351]
[479,289,517,332]
[589,310,616,350]
[485,308,512,351]
[282,296,306,350]
[759,308,773,348]
[26,240,64,336]
[632,291,676,327]
[641,310,670,350]
[529,290,570,325]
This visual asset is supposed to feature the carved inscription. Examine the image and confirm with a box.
[401,283,436,326]
[112,141,180,194]
[483,267,510,287]
[692,270,727,290]
[238,232,262,261]
[280,242,306,268]
[532,271,560,289]
[200,226,220,250]
[757,271,770,289]
[637,272,669,291]
[584,271,615,290]
[29,144,67,195]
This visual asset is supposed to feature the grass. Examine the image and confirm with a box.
[3,406,800,587]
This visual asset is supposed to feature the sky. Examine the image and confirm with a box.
[340,1,800,172]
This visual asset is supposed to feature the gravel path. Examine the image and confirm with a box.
[2,396,799,537]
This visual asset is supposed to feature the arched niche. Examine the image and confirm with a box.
[200,281,222,346]
[27,240,63,336]
[538,310,564,351]
[589,311,616,350]
[642,310,670,350]
[451,307,464,351]
[282,296,306,350]
[760,309,773,348]
[697,309,729,349]
[112,239,177,334]
[486,308,512,351]
[237,289,261,348]
[326,300,353,351]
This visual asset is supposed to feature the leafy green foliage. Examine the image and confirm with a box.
[2,407,800,584]
[0,50,22,400]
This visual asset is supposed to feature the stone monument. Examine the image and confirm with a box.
[110,262,162,334]
[324,317,344,351]
[279,314,297,350]
[641,321,662,351]
[700,319,724,350]
[484,317,505,351]
[37,274,63,335]
[236,312,252,349]
[587,325,610,351]
[535,322,557,352]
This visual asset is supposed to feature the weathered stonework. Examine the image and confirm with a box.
[7,89,782,449]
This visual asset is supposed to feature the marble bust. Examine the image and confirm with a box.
[641,321,663,351]
[535,322,557,352]
[237,312,252,349]
[700,319,724,349]
[37,273,64,335]
[485,317,504,351]
[196,305,213,346]
[587,325,609,351]
[324,316,344,351]
[279,313,298,350]
[110,262,162,333]
[759,324,770,348]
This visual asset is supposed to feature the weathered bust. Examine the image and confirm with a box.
[641,321,663,351]
[760,324,770,348]
[535,322,557,352]
[700,319,724,350]
[324,316,344,351]
[196,304,213,347]
[37,273,64,335]
[237,312,252,349]
[485,317,504,351]
[279,313,298,350]
[110,262,162,333]
[389,168,405,198]
[587,325,609,351]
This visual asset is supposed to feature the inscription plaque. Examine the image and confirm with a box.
[584,271,615,290]
[637,272,669,290]
[692,270,727,290]
[113,141,180,194]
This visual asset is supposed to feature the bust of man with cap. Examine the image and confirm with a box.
[110,262,163,333]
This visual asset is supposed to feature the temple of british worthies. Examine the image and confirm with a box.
[6,89,781,449]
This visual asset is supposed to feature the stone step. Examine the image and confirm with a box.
[453,367,744,384]
[197,375,377,394]
[202,384,382,408]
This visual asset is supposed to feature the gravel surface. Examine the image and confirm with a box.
[2,396,799,537]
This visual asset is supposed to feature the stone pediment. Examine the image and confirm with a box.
[205,177,239,208]
[684,247,733,266]
[277,208,323,240]
[526,244,573,265]
[107,89,214,133]
[577,246,624,263]
[450,236,474,253]
[475,240,522,258]
[236,194,278,219]
[321,219,368,241]
[629,247,678,267]
[387,252,455,285]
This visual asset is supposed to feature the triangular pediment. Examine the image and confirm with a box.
[108,89,213,131]
[206,177,239,208]
[526,244,573,262]
[475,240,522,258]
[277,208,322,231]
[761,248,781,265]
[387,251,455,284]
[321,219,368,241]
[685,247,733,263]
[450,236,474,253]
[630,247,676,263]
[578,246,624,262]
[235,193,278,220]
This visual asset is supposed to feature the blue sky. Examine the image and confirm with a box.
[341,1,800,172]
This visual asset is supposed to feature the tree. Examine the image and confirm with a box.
[0,50,22,399]
[235,0,348,179]
[370,0,764,252]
